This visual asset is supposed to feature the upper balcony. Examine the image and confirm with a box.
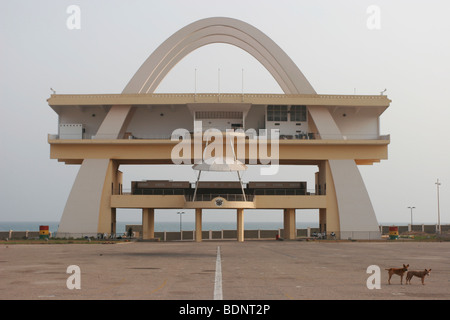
[48,93,390,165]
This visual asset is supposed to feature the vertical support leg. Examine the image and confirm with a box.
[283,208,296,240]
[142,208,155,240]
[98,160,121,234]
[328,160,380,238]
[111,208,116,236]
[319,160,339,235]
[237,208,244,242]
[319,208,327,238]
[195,208,202,242]
[319,209,327,233]
[57,159,112,236]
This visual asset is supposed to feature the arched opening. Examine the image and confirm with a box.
[123,17,315,95]
[155,43,284,94]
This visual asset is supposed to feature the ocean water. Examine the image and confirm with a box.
[0,220,321,233]
[0,220,417,235]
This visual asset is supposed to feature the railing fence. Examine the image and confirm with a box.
[2,224,449,241]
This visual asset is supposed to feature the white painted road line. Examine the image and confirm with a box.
[214,246,223,300]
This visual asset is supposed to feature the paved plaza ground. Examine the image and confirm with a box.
[1,240,449,301]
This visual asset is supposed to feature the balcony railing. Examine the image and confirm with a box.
[49,132,390,141]
[118,189,320,199]
[185,194,254,202]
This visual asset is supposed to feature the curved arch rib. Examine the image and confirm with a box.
[123,17,316,95]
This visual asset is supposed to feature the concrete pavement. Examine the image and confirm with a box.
[1,240,449,300]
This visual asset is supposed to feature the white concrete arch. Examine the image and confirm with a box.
[96,17,317,139]
[123,17,316,95]
[134,34,291,94]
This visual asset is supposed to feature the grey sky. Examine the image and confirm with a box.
[0,0,449,225]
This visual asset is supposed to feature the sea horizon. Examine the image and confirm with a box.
[1,220,441,234]
[1,220,315,233]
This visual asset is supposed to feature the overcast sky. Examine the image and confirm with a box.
[0,0,449,226]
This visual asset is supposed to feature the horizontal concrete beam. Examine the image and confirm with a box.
[254,195,326,209]
[111,195,185,208]
[47,93,391,108]
[50,138,389,165]
[110,194,327,209]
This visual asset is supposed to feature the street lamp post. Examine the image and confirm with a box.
[407,206,415,230]
[435,179,441,234]
[177,211,185,240]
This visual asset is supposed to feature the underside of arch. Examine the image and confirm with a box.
[123,17,316,95]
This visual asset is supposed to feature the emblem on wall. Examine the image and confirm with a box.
[215,198,224,207]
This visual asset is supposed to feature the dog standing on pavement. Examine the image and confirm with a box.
[406,269,432,285]
[385,264,409,285]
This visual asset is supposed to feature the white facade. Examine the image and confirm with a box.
[59,123,85,139]
[54,103,382,141]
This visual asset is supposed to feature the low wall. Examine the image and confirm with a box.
[0,231,40,240]
[380,224,447,235]
[2,224,448,241]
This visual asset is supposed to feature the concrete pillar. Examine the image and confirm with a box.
[57,159,112,236]
[195,208,202,242]
[99,160,123,235]
[142,208,155,239]
[283,208,296,240]
[111,208,117,236]
[319,209,327,234]
[237,208,244,242]
[319,161,340,234]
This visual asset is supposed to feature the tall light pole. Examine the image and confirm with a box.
[177,211,185,240]
[407,206,415,229]
[436,179,441,234]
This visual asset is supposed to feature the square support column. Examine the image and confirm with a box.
[319,209,327,235]
[319,160,340,235]
[237,208,244,242]
[111,208,116,236]
[142,208,155,240]
[283,208,296,240]
[195,208,202,242]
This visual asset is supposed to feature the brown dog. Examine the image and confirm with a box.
[386,264,409,284]
[406,269,431,285]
